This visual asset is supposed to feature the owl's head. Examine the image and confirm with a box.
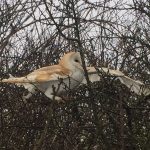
[59,52,83,71]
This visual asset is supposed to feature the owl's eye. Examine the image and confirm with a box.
[75,59,79,62]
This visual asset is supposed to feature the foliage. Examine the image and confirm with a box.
[0,0,150,149]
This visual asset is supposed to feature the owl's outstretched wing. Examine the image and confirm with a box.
[82,67,150,96]
[1,65,72,100]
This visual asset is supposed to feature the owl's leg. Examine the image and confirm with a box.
[44,90,65,103]
[22,87,37,102]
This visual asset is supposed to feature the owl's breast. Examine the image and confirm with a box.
[56,69,84,94]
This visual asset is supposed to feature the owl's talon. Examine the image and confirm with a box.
[56,99,65,103]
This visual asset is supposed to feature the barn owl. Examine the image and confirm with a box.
[1,52,84,102]
[1,52,150,102]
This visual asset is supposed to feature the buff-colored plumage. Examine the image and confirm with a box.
[1,52,84,102]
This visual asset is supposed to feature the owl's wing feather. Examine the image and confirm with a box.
[82,67,124,84]
[2,65,71,83]
[82,67,150,96]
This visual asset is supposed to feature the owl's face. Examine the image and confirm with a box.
[70,52,82,69]
[59,52,83,71]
